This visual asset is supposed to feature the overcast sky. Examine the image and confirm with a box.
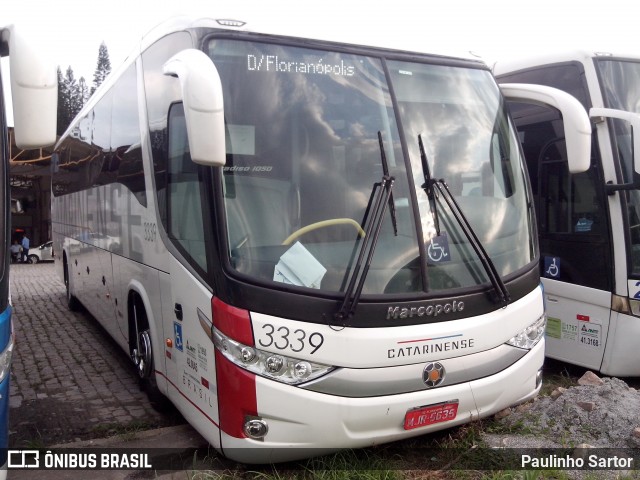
[4,0,639,94]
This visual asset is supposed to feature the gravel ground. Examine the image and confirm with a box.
[484,372,640,448]
[482,370,640,479]
[489,374,640,448]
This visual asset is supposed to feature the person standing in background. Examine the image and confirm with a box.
[21,234,30,263]
[10,240,22,263]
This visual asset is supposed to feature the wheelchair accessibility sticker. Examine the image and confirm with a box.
[544,256,560,279]
[174,322,184,352]
[428,234,451,264]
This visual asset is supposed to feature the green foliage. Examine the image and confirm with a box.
[56,65,84,135]
[91,42,112,95]
[56,42,111,134]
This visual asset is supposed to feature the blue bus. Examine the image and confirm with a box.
[0,24,57,475]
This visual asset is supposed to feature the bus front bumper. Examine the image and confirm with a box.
[218,339,544,463]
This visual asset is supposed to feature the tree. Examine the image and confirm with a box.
[55,42,111,134]
[56,67,66,135]
[65,67,84,117]
[91,42,111,95]
[77,77,90,106]
[56,66,84,135]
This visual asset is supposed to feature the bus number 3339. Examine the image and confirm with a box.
[257,324,325,354]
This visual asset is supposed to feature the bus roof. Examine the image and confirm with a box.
[136,16,483,62]
[493,49,640,76]
[58,15,487,145]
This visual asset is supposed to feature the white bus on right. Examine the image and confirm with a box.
[495,51,640,377]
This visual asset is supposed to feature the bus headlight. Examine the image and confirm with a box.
[213,327,334,385]
[506,314,546,349]
[0,335,14,383]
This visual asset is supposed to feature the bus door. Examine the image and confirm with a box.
[163,103,220,428]
[537,138,614,369]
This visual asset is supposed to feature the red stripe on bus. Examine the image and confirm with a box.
[216,350,258,438]
[212,297,254,346]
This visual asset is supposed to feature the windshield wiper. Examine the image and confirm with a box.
[418,135,510,306]
[380,132,398,236]
[335,132,397,323]
[419,135,441,235]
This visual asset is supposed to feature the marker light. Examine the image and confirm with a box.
[213,327,335,385]
[216,19,246,28]
[506,314,546,349]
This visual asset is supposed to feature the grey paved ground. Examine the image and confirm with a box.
[8,262,186,448]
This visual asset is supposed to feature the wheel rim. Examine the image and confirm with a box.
[136,330,153,379]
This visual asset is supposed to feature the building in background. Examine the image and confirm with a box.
[8,126,54,246]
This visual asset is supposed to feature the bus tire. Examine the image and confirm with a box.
[64,256,80,311]
[130,294,171,412]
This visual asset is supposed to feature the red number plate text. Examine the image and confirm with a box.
[403,401,458,430]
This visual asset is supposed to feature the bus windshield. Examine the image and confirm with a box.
[209,38,534,296]
[596,59,640,275]
[597,59,640,113]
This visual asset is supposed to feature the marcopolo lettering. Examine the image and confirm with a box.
[386,300,464,320]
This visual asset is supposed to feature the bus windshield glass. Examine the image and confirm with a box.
[208,39,534,296]
[388,60,533,293]
[596,59,640,275]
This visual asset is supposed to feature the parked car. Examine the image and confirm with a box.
[27,241,53,263]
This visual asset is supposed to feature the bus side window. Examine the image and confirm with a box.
[111,63,145,206]
[539,143,603,235]
[141,31,193,232]
[166,103,207,270]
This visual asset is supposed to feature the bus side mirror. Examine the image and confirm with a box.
[590,108,640,175]
[500,83,591,174]
[2,25,58,149]
[163,49,226,167]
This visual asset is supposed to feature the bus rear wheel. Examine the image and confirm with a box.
[130,295,170,411]
[134,329,153,379]
[64,257,80,311]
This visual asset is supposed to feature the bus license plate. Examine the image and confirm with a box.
[403,401,458,430]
